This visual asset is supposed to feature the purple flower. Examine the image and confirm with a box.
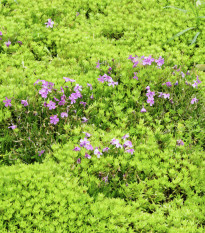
[102,176,108,183]
[58,99,65,106]
[122,134,129,140]
[17,41,22,45]
[82,117,88,123]
[80,101,87,107]
[125,148,135,154]
[133,72,138,80]
[73,146,81,151]
[74,84,82,92]
[50,115,59,125]
[80,138,90,147]
[108,81,118,87]
[176,140,184,146]
[147,97,154,106]
[45,19,54,28]
[163,93,170,99]
[196,76,202,84]
[77,158,81,164]
[53,97,59,102]
[192,82,198,88]
[90,94,94,99]
[140,107,147,113]
[61,112,68,118]
[8,124,17,129]
[158,92,164,98]
[110,138,120,145]
[115,143,123,149]
[3,97,12,107]
[165,82,172,87]
[38,150,45,156]
[63,77,76,83]
[94,148,102,158]
[142,55,155,66]
[76,12,80,16]
[5,40,11,47]
[108,67,112,71]
[128,55,134,60]
[146,86,150,91]
[123,140,133,148]
[47,101,56,110]
[84,144,93,151]
[21,100,28,107]
[186,70,190,75]
[103,147,110,152]
[174,81,178,86]
[146,91,155,98]
[181,72,185,78]
[60,87,64,93]
[0,32,2,36]
[87,83,93,90]
[39,88,48,98]
[96,60,101,69]
[191,97,198,104]
[85,153,92,159]
[98,75,105,83]
[155,56,164,66]
[83,132,92,138]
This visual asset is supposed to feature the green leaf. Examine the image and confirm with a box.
[163,6,189,13]
[164,27,195,44]
[190,32,200,45]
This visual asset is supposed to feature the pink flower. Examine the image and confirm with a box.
[85,153,92,159]
[155,56,164,66]
[133,72,138,80]
[87,83,93,90]
[45,19,54,28]
[5,40,11,47]
[122,134,129,140]
[50,115,59,125]
[63,77,76,83]
[73,146,81,151]
[98,75,105,83]
[61,112,68,118]
[47,101,56,110]
[147,97,154,106]
[77,158,81,164]
[38,150,45,156]
[140,107,146,113]
[191,97,198,104]
[102,147,110,152]
[3,97,12,107]
[125,148,135,154]
[21,100,28,106]
[123,140,133,148]
[176,140,184,146]
[82,117,88,123]
[8,124,17,129]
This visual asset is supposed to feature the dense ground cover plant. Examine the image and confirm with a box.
[0,0,205,231]
[1,55,204,164]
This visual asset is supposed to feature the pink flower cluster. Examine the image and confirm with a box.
[73,133,135,165]
[128,55,164,68]
[98,74,118,87]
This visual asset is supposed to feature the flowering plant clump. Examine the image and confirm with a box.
[1,55,204,165]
